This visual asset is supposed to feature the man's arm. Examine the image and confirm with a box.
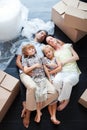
[16,55,24,71]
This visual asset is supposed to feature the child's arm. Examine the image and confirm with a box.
[23,63,42,74]
[46,63,58,68]
[43,65,51,80]
[49,61,62,75]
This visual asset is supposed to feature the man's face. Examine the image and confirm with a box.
[35,31,47,42]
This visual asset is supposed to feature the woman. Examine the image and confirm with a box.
[46,36,81,111]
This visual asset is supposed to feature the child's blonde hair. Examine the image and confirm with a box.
[22,44,36,57]
[42,45,54,55]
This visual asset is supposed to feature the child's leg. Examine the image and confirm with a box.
[48,105,53,117]
[23,109,31,128]
[34,102,42,123]
[48,102,61,125]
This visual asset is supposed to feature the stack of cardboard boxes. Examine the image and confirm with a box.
[52,0,87,42]
[0,70,20,122]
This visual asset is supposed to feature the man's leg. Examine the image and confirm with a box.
[20,73,37,90]
[20,81,26,118]
[20,73,37,111]
[21,89,34,127]
[20,73,37,127]
[23,109,31,128]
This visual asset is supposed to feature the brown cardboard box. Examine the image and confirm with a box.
[78,89,87,108]
[64,0,87,32]
[51,1,86,42]
[0,70,20,122]
[62,0,79,7]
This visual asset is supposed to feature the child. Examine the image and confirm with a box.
[42,45,62,83]
[22,44,60,124]
[42,45,62,124]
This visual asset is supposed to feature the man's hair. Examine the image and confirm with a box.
[36,30,48,36]
[32,30,48,43]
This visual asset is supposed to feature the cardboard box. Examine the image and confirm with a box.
[51,1,87,42]
[62,0,79,7]
[64,0,87,32]
[78,89,87,108]
[0,70,20,122]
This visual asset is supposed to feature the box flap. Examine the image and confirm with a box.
[0,87,11,111]
[80,89,87,101]
[62,0,79,7]
[1,74,19,92]
[66,7,87,19]
[78,1,87,11]
[0,70,6,83]
[53,1,67,15]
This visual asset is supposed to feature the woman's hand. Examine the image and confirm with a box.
[61,62,65,66]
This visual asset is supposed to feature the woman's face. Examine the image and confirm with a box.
[46,36,57,49]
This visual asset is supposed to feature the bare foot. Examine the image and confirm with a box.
[21,107,26,118]
[21,101,26,118]
[23,116,30,128]
[34,112,42,123]
[51,117,61,125]
[57,100,69,111]
[23,109,30,128]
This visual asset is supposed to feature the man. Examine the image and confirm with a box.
[16,30,48,128]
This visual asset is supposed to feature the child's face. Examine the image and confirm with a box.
[44,48,53,60]
[26,47,36,56]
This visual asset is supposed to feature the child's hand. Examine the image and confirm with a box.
[46,63,57,68]
[49,79,53,84]
[34,63,42,68]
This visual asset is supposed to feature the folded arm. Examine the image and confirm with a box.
[49,61,62,75]
[62,46,79,66]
